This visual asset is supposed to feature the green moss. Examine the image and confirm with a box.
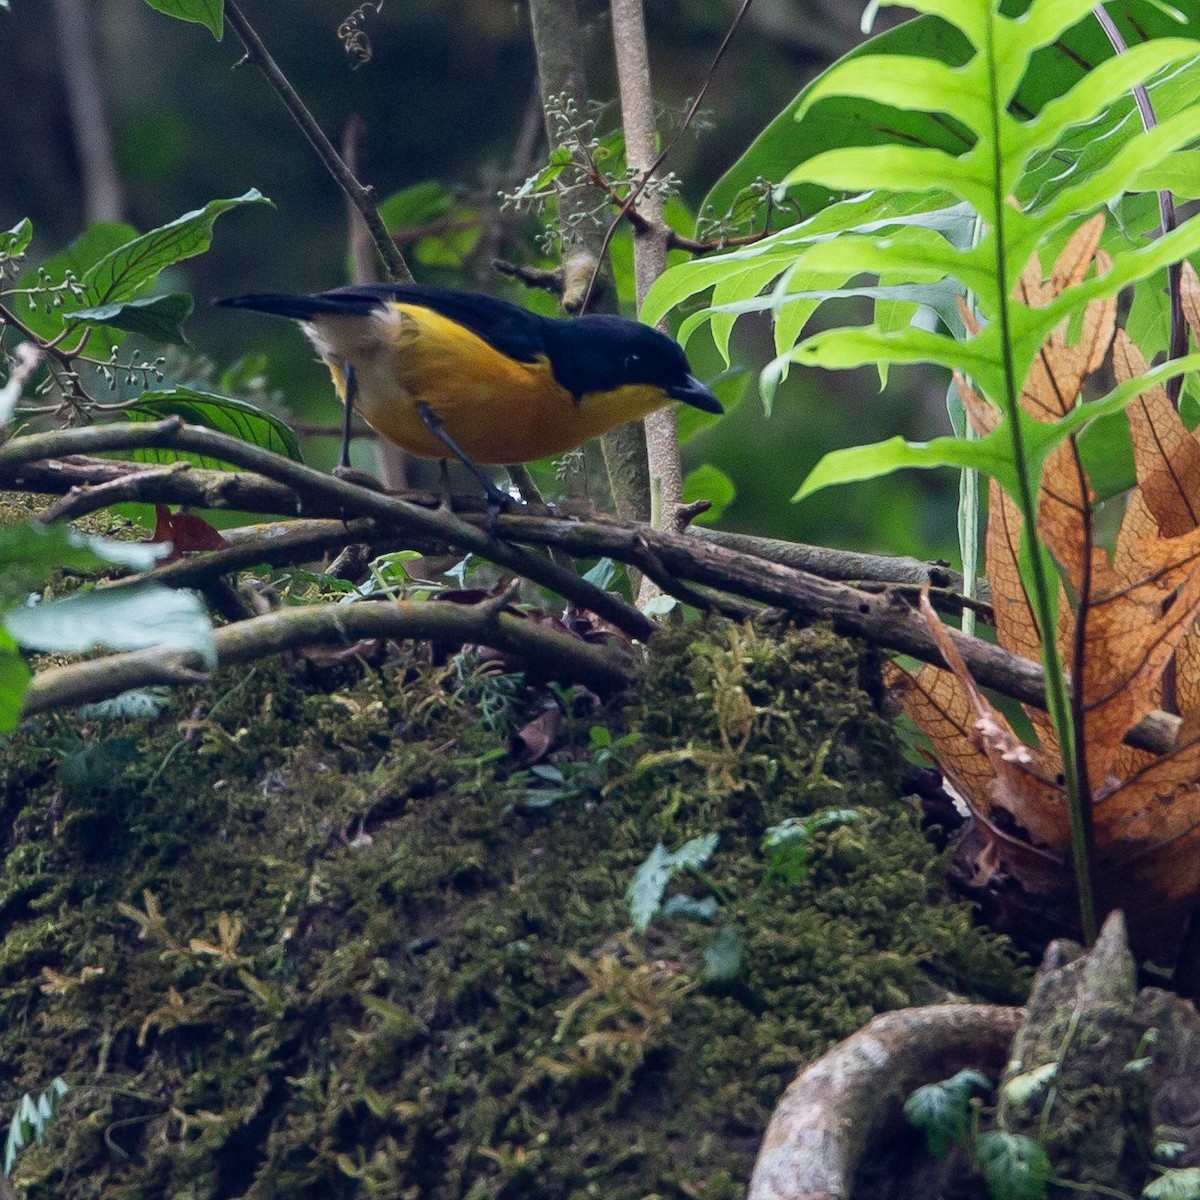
[0,620,1027,1198]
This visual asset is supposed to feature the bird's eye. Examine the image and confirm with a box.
[623,352,642,372]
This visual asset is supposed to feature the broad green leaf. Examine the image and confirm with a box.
[1144,1168,1200,1200]
[377,180,454,229]
[682,464,736,525]
[643,192,971,333]
[903,1068,991,1158]
[626,834,720,933]
[82,190,270,306]
[0,629,31,733]
[977,1132,1050,1200]
[701,1,1199,229]
[14,221,138,347]
[0,519,165,609]
[141,0,223,38]
[66,293,194,346]
[793,430,1018,503]
[125,387,303,463]
[5,583,215,667]
[794,351,1200,504]
[701,15,973,226]
[1131,148,1200,197]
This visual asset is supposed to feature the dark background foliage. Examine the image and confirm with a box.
[2,0,956,556]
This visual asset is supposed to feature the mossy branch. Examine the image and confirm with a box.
[21,591,636,719]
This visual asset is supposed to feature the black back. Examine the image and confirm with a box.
[219,286,704,402]
[219,285,548,365]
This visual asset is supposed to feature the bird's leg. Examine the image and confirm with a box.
[333,363,385,494]
[416,402,512,535]
[339,363,356,471]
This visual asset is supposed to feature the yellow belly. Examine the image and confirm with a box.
[312,303,669,465]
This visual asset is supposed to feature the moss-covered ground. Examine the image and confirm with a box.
[0,618,1028,1198]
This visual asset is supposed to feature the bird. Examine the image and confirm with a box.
[218,283,722,524]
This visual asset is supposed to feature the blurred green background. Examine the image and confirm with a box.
[2,0,958,560]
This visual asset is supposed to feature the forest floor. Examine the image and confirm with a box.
[0,547,1029,1198]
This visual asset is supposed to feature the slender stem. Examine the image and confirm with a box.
[985,13,1096,942]
[1068,437,1097,913]
[580,0,757,311]
[1092,4,1184,403]
[222,1,412,284]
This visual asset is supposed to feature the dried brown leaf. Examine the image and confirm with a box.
[1113,329,1200,536]
[915,594,1068,849]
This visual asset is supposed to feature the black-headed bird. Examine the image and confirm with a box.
[219,284,722,522]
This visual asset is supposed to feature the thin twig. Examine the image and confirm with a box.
[223,0,412,283]
[580,0,757,311]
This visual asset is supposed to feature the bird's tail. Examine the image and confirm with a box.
[215,293,383,320]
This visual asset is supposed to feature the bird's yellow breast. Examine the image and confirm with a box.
[305,303,671,465]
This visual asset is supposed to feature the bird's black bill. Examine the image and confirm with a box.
[668,374,723,414]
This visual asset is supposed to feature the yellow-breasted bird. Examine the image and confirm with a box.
[218,284,722,520]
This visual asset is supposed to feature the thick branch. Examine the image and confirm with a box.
[22,595,636,719]
[0,438,1183,754]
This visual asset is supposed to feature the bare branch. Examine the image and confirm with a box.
[0,420,654,640]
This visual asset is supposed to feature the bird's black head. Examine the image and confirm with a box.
[542,314,723,414]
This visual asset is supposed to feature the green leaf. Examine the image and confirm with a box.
[903,1068,991,1158]
[700,14,973,228]
[66,293,194,346]
[5,583,215,667]
[702,925,743,980]
[1000,1062,1058,1108]
[0,519,165,610]
[14,221,138,348]
[0,217,32,262]
[977,1131,1049,1200]
[682,464,735,525]
[141,0,223,38]
[82,190,270,306]
[792,428,1011,503]
[660,895,719,922]
[762,809,861,885]
[5,1078,69,1176]
[626,834,720,933]
[124,388,303,463]
[1144,1168,1200,1200]
[77,688,172,720]
[0,629,31,734]
[377,180,455,228]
